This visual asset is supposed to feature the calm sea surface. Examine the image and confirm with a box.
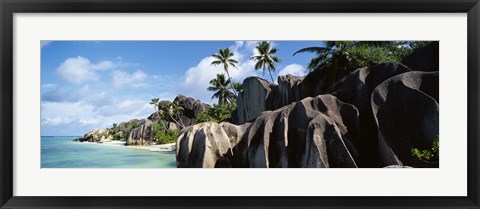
[41,136,176,168]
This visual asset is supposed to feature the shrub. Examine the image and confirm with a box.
[102,133,110,139]
[112,134,121,140]
[196,101,236,123]
[411,135,439,161]
[152,122,179,144]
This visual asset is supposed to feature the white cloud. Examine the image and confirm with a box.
[41,116,68,126]
[112,70,148,88]
[178,42,262,104]
[41,83,57,90]
[41,99,153,136]
[56,56,116,84]
[278,64,307,77]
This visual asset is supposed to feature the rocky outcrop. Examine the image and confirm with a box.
[148,95,209,127]
[177,95,360,168]
[271,74,305,110]
[176,122,233,168]
[126,119,154,146]
[330,62,412,167]
[236,77,276,124]
[402,42,439,72]
[75,129,110,142]
[371,71,439,167]
[174,94,209,120]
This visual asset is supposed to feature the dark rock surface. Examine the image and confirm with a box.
[372,71,439,167]
[402,42,439,72]
[174,94,209,120]
[236,77,276,124]
[330,63,412,167]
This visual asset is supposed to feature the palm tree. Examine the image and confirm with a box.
[207,74,235,104]
[160,101,186,129]
[149,98,160,111]
[250,41,281,83]
[232,81,243,93]
[294,41,393,73]
[211,48,239,95]
[293,41,394,90]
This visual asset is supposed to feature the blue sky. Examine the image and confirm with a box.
[41,41,322,136]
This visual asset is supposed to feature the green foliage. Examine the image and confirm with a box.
[196,101,236,123]
[294,41,432,91]
[112,134,121,140]
[411,135,439,161]
[211,48,239,95]
[407,41,432,50]
[158,101,186,129]
[102,133,110,139]
[232,81,243,93]
[251,41,281,83]
[208,74,236,104]
[152,122,179,144]
[119,120,139,140]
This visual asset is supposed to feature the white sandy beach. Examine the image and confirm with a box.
[82,140,176,152]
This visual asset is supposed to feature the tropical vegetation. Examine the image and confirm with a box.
[411,135,439,162]
[207,74,236,103]
[251,41,281,83]
[211,48,239,95]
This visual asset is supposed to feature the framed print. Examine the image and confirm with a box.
[1,0,479,208]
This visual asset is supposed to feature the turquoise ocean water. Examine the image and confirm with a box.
[41,136,176,168]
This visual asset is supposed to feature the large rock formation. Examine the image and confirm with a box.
[126,119,154,146]
[236,77,276,124]
[371,71,439,167]
[148,94,209,127]
[74,129,111,142]
[330,62,412,167]
[271,74,305,110]
[178,57,439,168]
[177,95,360,168]
[174,94,209,120]
[402,42,439,72]
[177,122,233,168]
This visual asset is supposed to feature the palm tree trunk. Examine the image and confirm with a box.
[268,69,275,83]
[169,114,185,129]
[225,68,238,96]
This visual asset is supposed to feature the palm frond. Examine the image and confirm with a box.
[354,41,392,48]
[293,47,331,56]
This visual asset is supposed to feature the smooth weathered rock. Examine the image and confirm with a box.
[271,74,305,110]
[371,71,439,167]
[126,119,154,146]
[147,95,209,129]
[176,122,234,168]
[177,95,360,168]
[402,42,439,72]
[174,94,209,119]
[220,122,251,167]
[75,129,108,142]
[236,77,276,124]
[253,95,359,168]
[330,63,412,167]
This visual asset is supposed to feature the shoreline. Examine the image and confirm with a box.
[78,140,176,153]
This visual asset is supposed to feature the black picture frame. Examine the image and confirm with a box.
[1,0,479,208]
